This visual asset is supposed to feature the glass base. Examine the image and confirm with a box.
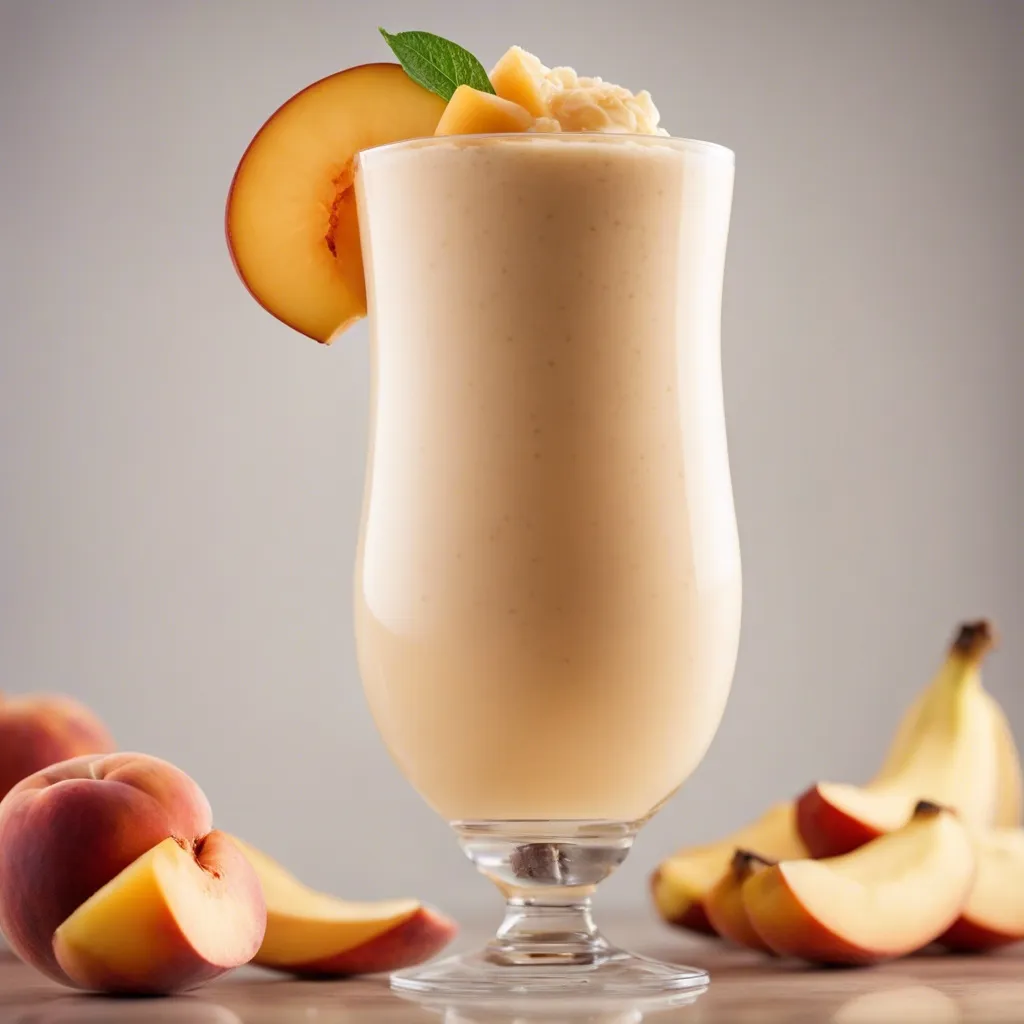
[390,819,709,1011]
[392,948,708,1009]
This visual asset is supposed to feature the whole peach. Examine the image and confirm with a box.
[0,695,115,800]
[0,752,212,982]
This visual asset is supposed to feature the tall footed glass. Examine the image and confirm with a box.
[353,133,741,1001]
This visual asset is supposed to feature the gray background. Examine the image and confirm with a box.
[1,0,1021,917]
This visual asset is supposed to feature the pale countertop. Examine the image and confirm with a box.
[3,918,1023,1023]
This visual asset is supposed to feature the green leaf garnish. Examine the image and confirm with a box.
[379,28,495,102]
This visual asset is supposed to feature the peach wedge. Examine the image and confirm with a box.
[53,834,265,995]
[232,836,456,977]
[743,803,975,965]
[703,851,777,953]
[939,827,1024,952]
[226,63,446,344]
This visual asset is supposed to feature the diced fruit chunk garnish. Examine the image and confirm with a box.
[489,45,669,136]
[435,86,533,137]
[489,46,548,117]
[225,63,446,344]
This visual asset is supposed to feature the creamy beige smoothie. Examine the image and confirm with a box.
[353,133,740,824]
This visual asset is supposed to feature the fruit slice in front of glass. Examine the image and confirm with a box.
[353,132,741,999]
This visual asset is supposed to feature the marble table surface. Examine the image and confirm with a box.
[2,918,1023,1023]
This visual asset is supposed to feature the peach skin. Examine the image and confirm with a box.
[0,694,114,800]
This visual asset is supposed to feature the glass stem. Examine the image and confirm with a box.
[487,891,612,967]
[455,821,639,968]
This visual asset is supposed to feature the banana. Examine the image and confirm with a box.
[653,620,1022,936]
[874,622,1021,826]
[984,691,1022,827]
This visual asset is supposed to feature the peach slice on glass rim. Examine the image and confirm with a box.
[225,63,446,344]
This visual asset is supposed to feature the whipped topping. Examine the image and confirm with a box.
[498,46,669,137]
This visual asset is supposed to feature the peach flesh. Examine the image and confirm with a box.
[225,62,446,343]
[53,833,265,994]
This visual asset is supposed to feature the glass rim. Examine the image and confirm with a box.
[357,132,735,164]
